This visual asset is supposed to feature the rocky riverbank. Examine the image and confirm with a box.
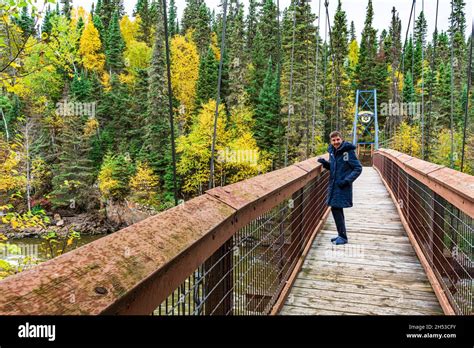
[1,200,157,239]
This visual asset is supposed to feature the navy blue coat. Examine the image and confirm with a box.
[319,141,363,208]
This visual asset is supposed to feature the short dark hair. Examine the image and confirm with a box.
[329,130,343,139]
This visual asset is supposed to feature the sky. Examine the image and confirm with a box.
[62,0,473,41]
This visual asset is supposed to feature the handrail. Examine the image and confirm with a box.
[375,148,474,216]
[0,155,330,315]
[374,149,473,315]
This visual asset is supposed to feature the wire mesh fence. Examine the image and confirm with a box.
[153,170,330,315]
[374,153,473,315]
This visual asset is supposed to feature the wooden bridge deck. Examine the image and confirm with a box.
[280,167,444,315]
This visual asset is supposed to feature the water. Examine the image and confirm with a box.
[0,234,106,267]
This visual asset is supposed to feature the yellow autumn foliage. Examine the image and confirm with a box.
[83,117,99,138]
[79,18,105,73]
[0,138,26,192]
[392,121,421,157]
[177,101,271,195]
[129,162,160,206]
[171,33,199,128]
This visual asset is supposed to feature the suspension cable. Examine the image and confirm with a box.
[426,0,439,160]
[162,0,178,205]
[399,0,415,109]
[449,0,455,169]
[322,1,328,138]
[284,0,297,167]
[209,0,229,189]
[305,2,310,159]
[311,0,322,154]
[460,15,473,172]
[421,0,425,159]
[325,0,340,132]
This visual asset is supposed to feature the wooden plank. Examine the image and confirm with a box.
[289,287,442,312]
[298,272,436,292]
[279,167,444,316]
[304,254,426,271]
[299,264,431,283]
[285,294,442,315]
[292,278,439,300]
[280,305,361,315]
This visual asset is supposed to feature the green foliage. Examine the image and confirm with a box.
[195,47,218,111]
[106,11,125,73]
[98,153,133,201]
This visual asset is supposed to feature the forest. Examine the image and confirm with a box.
[0,0,472,236]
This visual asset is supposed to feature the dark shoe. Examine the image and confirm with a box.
[332,236,348,245]
[331,236,338,242]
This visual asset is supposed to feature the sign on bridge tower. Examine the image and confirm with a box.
[352,89,379,165]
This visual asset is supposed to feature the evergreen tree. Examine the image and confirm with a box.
[402,72,415,106]
[105,11,125,73]
[227,0,247,108]
[93,14,106,46]
[194,3,212,56]
[42,6,54,36]
[51,110,95,210]
[330,0,351,131]
[248,0,280,107]
[448,0,467,123]
[143,5,174,201]
[71,72,93,101]
[350,20,356,42]
[413,11,427,84]
[168,0,178,37]
[246,0,259,57]
[181,0,201,33]
[280,0,316,161]
[254,58,281,156]
[387,6,402,101]
[195,47,218,110]
[355,0,378,90]
[15,6,35,39]
[99,0,117,30]
[402,37,414,95]
[61,0,72,19]
[134,0,153,45]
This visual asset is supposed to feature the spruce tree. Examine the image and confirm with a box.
[105,10,125,74]
[248,0,280,107]
[168,0,178,37]
[143,4,174,201]
[61,0,72,20]
[195,47,219,110]
[134,0,153,45]
[181,0,201,33]
[254,58,281,156]
[42,6,54,36]
[280,0,316,161]
[15,6,35,39]
[93,14,106,46]
[413,11,427,84]
[227,0,247,108]
[246,0,259,57]
[350,21,356,42]
[355,0,378,90]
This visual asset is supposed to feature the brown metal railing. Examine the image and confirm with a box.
[374,149,474,315]
[0,155,330,315]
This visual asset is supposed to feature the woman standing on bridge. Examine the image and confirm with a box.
[317,131,363,245]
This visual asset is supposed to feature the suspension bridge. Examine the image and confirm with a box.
[0,0,472,316]
[0,146,471,315]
